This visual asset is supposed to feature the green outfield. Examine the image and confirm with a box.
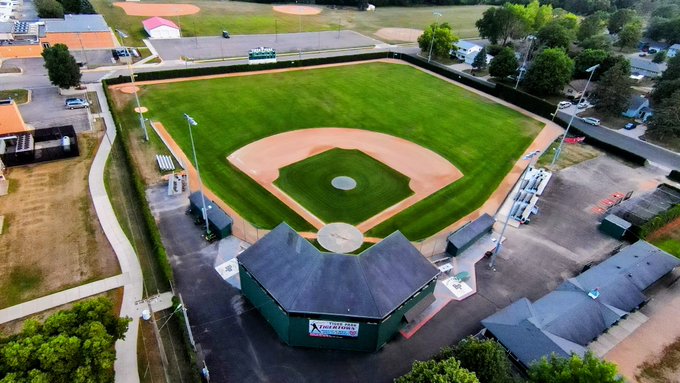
[274,149,414,225]
[115,63,544,240]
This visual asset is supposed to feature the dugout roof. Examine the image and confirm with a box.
[238,223,439,320]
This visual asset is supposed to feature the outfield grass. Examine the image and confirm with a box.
[91,0,488,46]
[116,63,543,240]
[274,149,414,224]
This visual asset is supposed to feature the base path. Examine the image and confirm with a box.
[273,5,322,15]
[114,2,200,16]
[228,128,463,232]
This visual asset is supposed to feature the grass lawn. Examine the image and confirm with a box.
[113,63,543,240]
[0,89,29,104]
[274,149,414,224]
[91,0,488,46]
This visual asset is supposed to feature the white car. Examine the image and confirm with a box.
[582,117,600,126]
[65,98,89,109]
[558,101,571,109]
[577,101,590,109]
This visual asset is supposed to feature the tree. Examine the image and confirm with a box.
[41,44,82,89]
[574,49,608,78]
[395,357,480,383]
[524,48,574,95]
[617,21,642,50]
[0,297,130,382]
[475,6,527,45]
[577,13,606,42]
[418,22,458,59]
[653,50,667,63]
[608,9,638,34]
[489,47,519,78]
[592,61,633,116]
[580,34,612,50]
[528,352,624,383]
[472,47,488,71]
[647,90,680,141]
[652,4,680,19]
[35,0,63,18]
[537,22,572,49]
[652,55,680,103]
[452,337,514,383]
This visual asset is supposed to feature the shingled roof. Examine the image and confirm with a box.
[482,241,680,367]
[238,223,439,320]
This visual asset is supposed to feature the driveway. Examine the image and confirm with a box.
[147,149,668,382]
[19,87,90,132]
[150,30,382,61]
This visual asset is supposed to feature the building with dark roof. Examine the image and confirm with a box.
[188,191,232,239]
[238,223,439,352]
[446,213,495,257]
[482,241,680,368]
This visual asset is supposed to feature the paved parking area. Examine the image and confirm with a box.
[150,30,382,61]
[19,87,90,132]
[147,150,668,382]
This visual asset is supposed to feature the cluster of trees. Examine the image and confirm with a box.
[0,298,130,382]
[35,0,95,18]
[417,22,459,59]
[647,6,680,44]
[42,44,82,89]
[396,337,624,383]
[647,55,680,141]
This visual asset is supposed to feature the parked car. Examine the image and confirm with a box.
[624,123,638,130]
[582,117,600,126]
[222,30,230,38]
[649,48,658,54]
[558,101,571,109]
[65,98,89,109]
[577,101,590,109]
[639,52,647,57]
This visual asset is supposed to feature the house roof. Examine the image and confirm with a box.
[447,213,495,249]
[238,223,439,320]
[670,44,680,51]
[629,57,668,73]
[456,40,481,51]
[189,192,232,230]
[0,100,27,135]
[0,21,12,33]
[627,95,649,112]
[482,240,680,367]
[44,14,109,33]
[142,16,179,31]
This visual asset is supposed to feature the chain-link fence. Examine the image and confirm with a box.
[609,184,680,228]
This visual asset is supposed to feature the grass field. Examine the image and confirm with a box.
[112,63,543,239]
[91,0,488,46]
[274,149,414,224]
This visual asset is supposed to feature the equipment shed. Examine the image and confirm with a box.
[189,191,232,238]
[599,214,632,239]
[446,213,495,257]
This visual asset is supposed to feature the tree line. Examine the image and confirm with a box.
[36,0,95,19]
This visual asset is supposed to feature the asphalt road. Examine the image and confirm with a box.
[150,30,384,61]
[18,86,90,132]
[147,153,666,383]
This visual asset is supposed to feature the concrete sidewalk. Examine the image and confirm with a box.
[88,82,145,383]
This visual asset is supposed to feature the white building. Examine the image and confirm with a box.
[451,40,482,62]
[142,16,180,39]
[668,44,680,59]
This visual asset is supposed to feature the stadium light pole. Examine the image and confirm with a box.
[116,29,148,141]
[184,113,210,235]
[489,150,541,270]
[427,12,442,63]
[514,35,536,90]
[551,64,599,166]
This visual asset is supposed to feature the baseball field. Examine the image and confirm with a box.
[115,62,544,240]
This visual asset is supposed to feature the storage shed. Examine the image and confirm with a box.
[143,17,180,39]
[599,214,632,239]
[446,213,495,257]
[238,223,439,352]
[188,191,232,238]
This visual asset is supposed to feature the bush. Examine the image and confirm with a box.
[640,200,680,238]
[396,357,480,383]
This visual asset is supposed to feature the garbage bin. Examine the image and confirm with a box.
[222,30,230,38]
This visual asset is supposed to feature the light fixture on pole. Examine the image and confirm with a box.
[551,64,599,166]
[116,29,149,141]
[184,113,210,235]
[427,12,442,63]
[489,150,541,270]
[514,35,536,90]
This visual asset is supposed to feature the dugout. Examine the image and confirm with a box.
[237,223,439,352]
[599,214,632,239]
[446,213,495,257]
[188,191,232,238]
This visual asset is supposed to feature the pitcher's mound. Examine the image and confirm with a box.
[273,5,321,15]
[134,106,148,113]
[375,28,423,42]
[118,86,140,94]
[114,2,200,16]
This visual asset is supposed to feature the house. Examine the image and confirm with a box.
[465,51,493,66]
[563,79,598,100]
[668,44,680,59]
[482,241,680,368]
[0,99,27,135]
[451,40,482,62]
[629,57,667,78]
[622,95,652,121]
[142,16,180,39]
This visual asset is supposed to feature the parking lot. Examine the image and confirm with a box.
[19,87,90,132]
[150,30,382,61]
[145,148,670,382]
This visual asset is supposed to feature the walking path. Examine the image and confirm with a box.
[88,82,145,383]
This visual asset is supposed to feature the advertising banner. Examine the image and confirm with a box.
[308,320,359,338]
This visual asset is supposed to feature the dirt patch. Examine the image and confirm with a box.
[0,132,120,309]
[119,86,140,94]
[272,5,321,15]
[374,28,422,42]
[113,2,200,16]
[134,106,148,113]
